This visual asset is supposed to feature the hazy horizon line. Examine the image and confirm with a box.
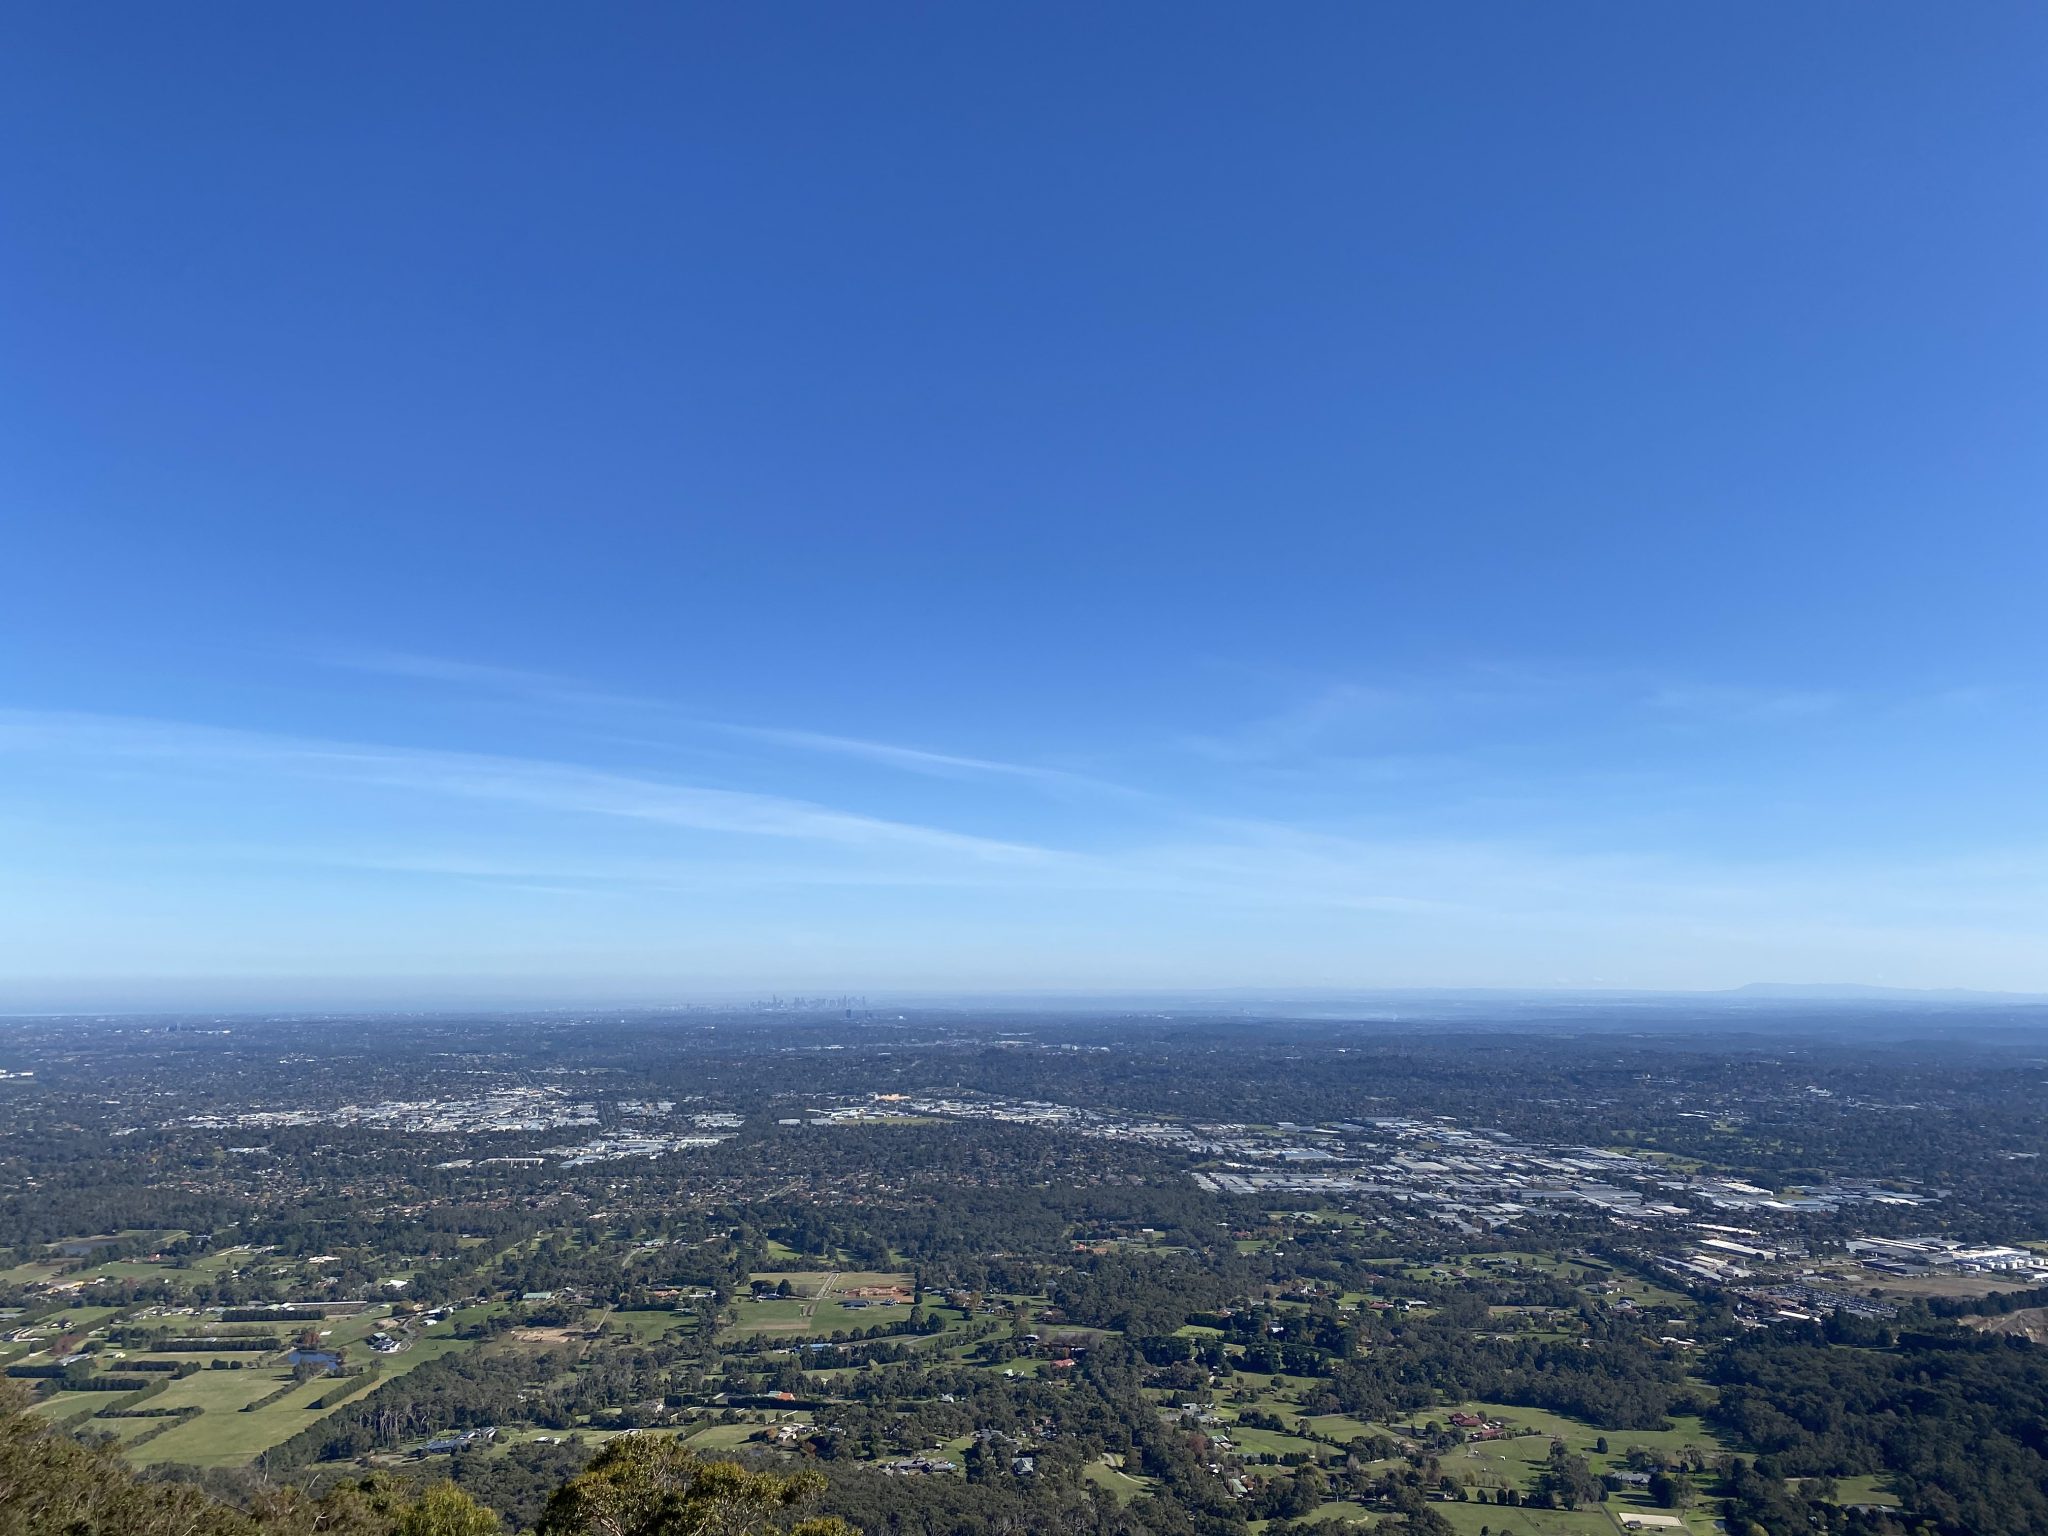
[5,977,2046,1020]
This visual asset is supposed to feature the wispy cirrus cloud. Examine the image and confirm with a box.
[0,709,1052,864]
[321,647,1127,793]
[9,704,2047,990]
[1180,666,1868,782]
[702,721,1131,794]
[1179,682,1411,763]
[319,647,657,711]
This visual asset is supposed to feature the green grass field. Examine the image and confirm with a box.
[723,1270,919,1341]
[1292,1412,1383,1444]
[317,1308,398,1348]
[127,1372,340,1466]
[1424,1401,1726,1536]
[35,1305,122,1333]
[604,1308,691,1342]
[1436,1401,1725,1469]
[811,1299,908,1331]
[29,1390,113,1420]
[1430,1503,1626,1536]
[683,1422,763,1450]
[726,1299,810,1337]
[750,1271,835,1295]
[88,1413,172,1444]
[1290,1499,1379,1527]
[1081,1454,1156,1503]
[0,1260,66,1287]
[125,1334,473,1468]
[117,1350,279,1368]
[1828,1474,1899,1508]
[1221,1421,1327,1460]
[81,1260,191,1283]
[131,1366,287,1421]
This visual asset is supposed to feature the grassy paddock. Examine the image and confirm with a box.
[1081,1454,1156,1504]
[125,1334,472,1468]
[1432,1504,1628,1536]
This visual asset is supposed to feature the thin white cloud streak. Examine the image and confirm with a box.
[323,647,1130,794]
[85,811,2048,956]
[0,711,1599,915]
[1107,816,2048,936]
[320,648,651,711]
[1186,669,1864,770]
[161,844,1073,893]
[0,707,1710,920]
[701,722,1130,794]
[7,708,2045,988]
[1180,683,1409,763]
[0,710,1051,865]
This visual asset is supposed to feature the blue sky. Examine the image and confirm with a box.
[5,5,2046,1006]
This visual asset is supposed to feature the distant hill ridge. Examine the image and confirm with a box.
[1725,982,2048,1003]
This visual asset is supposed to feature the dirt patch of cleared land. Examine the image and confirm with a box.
[1966,1306,2048,1343]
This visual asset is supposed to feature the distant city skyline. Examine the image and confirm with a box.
[5,6,2046,1005]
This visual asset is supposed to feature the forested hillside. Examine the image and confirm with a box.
[0,1385,849,1536]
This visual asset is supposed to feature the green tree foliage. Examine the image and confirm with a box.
[1537,1440,1602,1510]
[0,1385,255,1536]
[1709,1325,2048,1536]
[397,1482,503,1536]
[18,1406,844,1536]
[536,1437,854,1536]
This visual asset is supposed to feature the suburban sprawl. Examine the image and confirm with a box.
[1,1003,2046,1536]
